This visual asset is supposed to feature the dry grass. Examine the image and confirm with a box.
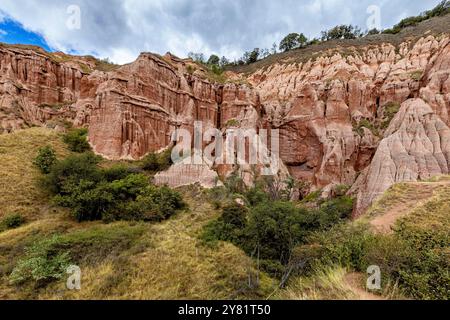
[229,14,450,74]
[274,266,355,300]
[38,187,274,300]
[0,127,70,221]
[0,130,274,299]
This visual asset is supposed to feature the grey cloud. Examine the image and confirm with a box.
[0,0,442,64]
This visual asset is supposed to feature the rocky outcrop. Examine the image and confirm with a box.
[249,35,450,191]
[353,98,450,215]
[154,163,223,189]
[0,45,90,132]
[1,33,450,214]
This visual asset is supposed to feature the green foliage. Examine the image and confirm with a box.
[9,235,71,286]
[279,33,308,52]
[201,203,249,245]
[367,28,381,35]
[42,152,102,195]
[207,54,220,66]
[33,146,57,174]
[245,201,310,262]
[222,203,248,229]
[201,188,354,279]
[321,25,362,41]
[383,1,450,35]
[102,165,142,182]
[113,185,185,222]
[306,219,449,300]
[63,128,90,153]
[42,153,184,222]
[353,118,379,137]
[0,213,26,231]
[225,119,240,127]
[409,70,423,81]
[380,102,401,129]
[9,223,147,287]
[224,173,246,195]
[141,149,173,172]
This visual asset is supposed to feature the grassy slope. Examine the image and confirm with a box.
[0,128,273,300]
[229,14,450,74]
[0,128,447,300]
[275,178,450,300]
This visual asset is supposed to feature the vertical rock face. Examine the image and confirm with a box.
[353,98,450,215]
[248,36,450,191]
[1,33,450,214]
[0,45,93,133]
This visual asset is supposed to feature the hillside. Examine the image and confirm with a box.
[0,7,449,301]
[1,128,447,300]
[229,13,450,74]
[0,128,274,299]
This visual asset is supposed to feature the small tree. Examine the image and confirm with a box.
[207,54,220,66]
[321,25,362,41]
[33,146,57,174]
[63,128,90,153]
[279,33,308,52]
[219,56,230,67]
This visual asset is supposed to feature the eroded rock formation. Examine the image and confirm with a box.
[1,32,450,214]
[353,98,450,214]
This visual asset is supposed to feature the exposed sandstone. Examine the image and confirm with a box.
[353,98,450,215]
[1,34,450,213]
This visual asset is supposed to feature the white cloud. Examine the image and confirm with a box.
[0,0,442,64]
[0,29,7,36]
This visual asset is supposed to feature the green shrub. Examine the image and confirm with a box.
[381,102,401,129]
[1,213,26,231]
[141,149,173,172]
[201,203,248,245]
[308,221,449,300]
[102,165,143,182]
[106,185,185,222]
[42,152,102,195]
[224,173,246,195]
[222,203,248,229]
[318,196,354,227]
[9,235,71,286]
[43,153,184,222]
[245,202,311,262]
[354,119,379,137]
[9,223,147,287]
[63,128,90,153]
[33,146,57,174]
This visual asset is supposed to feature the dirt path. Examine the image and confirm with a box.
[343,273,384,300]
[369,181,448,234]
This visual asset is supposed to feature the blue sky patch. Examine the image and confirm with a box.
[0,17,51,51]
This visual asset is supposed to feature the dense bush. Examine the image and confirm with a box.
[141,149,173,172]
[42,152,102,195]
[63,128,90,153]
[202,203,249,245]
[9,223,147,287]
[321,25,362,41]
[305,220,449,300]
[42,153,185,222]
[383,1,450,34]
[279,33,308,52]
[9,236,71,286]
[33,146,57,174]
[201,190,355,278]
[0,213,26,231]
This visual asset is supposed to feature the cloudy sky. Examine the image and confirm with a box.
[0,0,442,64]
